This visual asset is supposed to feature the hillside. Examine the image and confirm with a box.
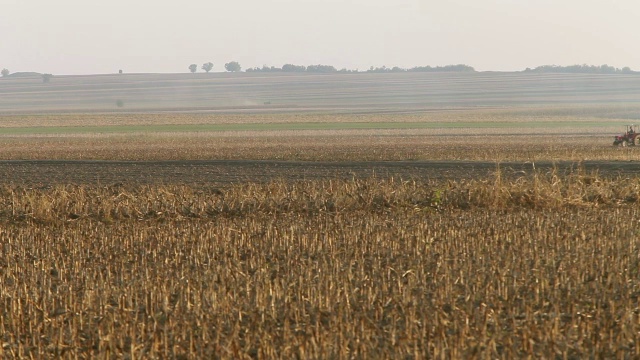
[3,72,43,78]
[1,72,640,114]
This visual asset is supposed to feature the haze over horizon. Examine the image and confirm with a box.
[2,0,639,76]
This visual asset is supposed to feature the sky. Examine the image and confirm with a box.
[1,0,639,75]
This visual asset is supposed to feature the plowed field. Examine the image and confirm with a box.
[1,159,638,186]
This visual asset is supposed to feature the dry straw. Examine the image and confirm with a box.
[1,169,640,358]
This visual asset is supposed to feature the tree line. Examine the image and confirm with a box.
[1,63,638,80]
[523,64,637,74]
[244,64,477,73]
[365,64,476,73]
[245,64,350,73]
[187,62,639,74]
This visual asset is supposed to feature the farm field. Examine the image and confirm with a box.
[2,71,640,113]
[2,72,640,357]
[2,172,640,358]
[1,105,640,164]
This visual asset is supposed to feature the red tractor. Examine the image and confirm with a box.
[614,125,640,146]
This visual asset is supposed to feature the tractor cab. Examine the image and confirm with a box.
[614,124,639,146]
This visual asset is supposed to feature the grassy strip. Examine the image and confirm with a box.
[0,120,617,135]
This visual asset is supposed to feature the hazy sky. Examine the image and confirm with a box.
[2,0,638,75]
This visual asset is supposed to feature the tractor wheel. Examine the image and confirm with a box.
[634,137,640,146]
[620,140,628,147]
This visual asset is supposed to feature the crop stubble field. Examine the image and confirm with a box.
[2,72,640,358]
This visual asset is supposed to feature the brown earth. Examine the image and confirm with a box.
[1,159,638,187]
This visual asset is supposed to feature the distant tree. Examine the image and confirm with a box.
[189,64,198,73]
[42,73,53,83]
[118,69,123,74]
[1,68,8,77]
[246,65,280,72]
[246,63,349,73]
[523,64,635,74]
[282,64,306,72]
[367,66,390,73]
[202,62,213,73]
[116,99,124,108]
[224,61,241,72]
[600,64,615,73]
[260,65,281,72]
[306,64,337,73]
[407,64,475,72]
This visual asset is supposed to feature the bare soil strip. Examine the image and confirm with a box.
[1,159,636,186]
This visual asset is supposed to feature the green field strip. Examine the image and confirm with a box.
[0,121,619,135]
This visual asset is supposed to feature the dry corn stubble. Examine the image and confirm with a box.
[1,171,640,358]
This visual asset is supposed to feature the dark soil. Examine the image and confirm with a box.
[0,160,638,187]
